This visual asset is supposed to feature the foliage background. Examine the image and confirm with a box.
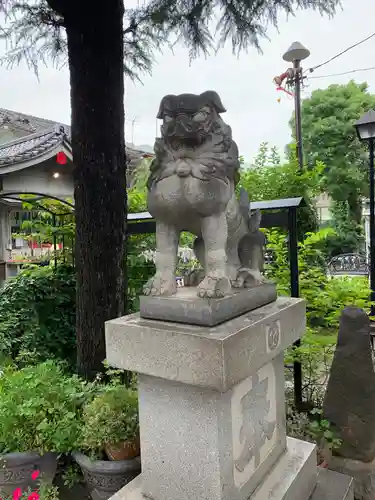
[0,143,370,412]
[239,143,322,239]
[0,264,76,369]
[290,81,375,255]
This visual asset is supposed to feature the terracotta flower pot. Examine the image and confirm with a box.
[105,437,140,461]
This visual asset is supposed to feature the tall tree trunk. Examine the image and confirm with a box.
[64,1,126,379]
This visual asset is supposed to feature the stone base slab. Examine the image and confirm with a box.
[139,282,277,326]
[106,297,306,392]
[108,466,354,500]
[250,437,317,500]
[107,475,142,500]
[108,438,318,500]
[310,469,353,500]
[328,455,375,500]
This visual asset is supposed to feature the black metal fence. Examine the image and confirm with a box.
[327,253,368,277]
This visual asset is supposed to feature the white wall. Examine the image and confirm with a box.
[2,158,74,199]
[315,192,332,223]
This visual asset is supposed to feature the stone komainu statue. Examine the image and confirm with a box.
[144,91,265,299]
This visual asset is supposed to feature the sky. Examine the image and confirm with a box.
[1,0,375,161]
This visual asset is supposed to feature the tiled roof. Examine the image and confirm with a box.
[0,108,71,136]
[0,108,152,169]
[0,126,69,167]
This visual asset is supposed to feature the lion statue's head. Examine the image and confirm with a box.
[156,91,229,149]
[147,91,239,190]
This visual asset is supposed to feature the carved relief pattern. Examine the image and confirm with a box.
[234,373,276,472]
[266,322,280,352]
[0,465,35,483]
[84,469,139,494]
[231,362,277,488]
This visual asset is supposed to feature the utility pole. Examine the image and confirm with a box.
[280,42,310,412]
[283,42,310,171]
[293,59,304,170]
[130,116,138,145]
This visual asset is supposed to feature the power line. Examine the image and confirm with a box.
[306,31,375,75]
[308,66,375,80]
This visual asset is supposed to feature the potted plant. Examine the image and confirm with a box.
[73,384,141,500]
[0,360,94,497]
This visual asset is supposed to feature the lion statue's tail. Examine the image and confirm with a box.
[237,188,265,275]
[239,188,262,234]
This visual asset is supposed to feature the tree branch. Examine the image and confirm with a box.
[0,0,341,79]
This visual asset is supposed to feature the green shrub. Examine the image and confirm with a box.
[239,144,323,238]
[0,360,95,454]
[266,228,370,330]
[0,249,155,366]
[285,331,342,457]
[307,276,369,329]
[285,330,336,407]
[0,264,76,368]
[286,403,342,461]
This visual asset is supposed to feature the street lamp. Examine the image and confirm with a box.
[355,110,375,316]
[283,42,310,171]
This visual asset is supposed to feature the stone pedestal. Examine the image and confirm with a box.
[139,282,277,326]
[328,455,375,500]
[105,297,353,500]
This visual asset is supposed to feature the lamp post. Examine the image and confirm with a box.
[283,42,310,171]
[355,110,375,317]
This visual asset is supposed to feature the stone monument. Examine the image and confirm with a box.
[105,91,353,500]
[324,307,375,500]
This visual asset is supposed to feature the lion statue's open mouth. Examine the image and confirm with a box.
[143,91,266,299]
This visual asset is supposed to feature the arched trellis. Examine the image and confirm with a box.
[0,191,75,268]
[0,191,75,209]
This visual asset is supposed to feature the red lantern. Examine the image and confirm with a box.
[56,151,67,165]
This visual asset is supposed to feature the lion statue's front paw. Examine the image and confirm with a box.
[143,272,177,296]
[232,268,266,288]
[197,274,231,298]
